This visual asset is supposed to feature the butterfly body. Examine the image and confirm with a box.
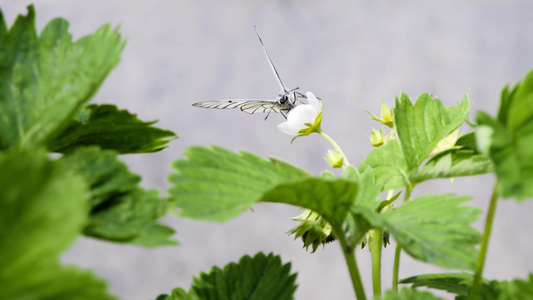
[192,27,307,119]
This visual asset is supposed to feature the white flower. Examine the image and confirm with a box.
[278,92,323,137]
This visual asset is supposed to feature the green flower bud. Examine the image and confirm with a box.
[369,128,385,147]
[366,101,394,128]
[325,150,344,168]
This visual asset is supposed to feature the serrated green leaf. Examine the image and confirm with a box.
[374,287,445,300]
[260,178,358,232]
[476,69,533,201]
[156,287,199,300]
[394,93,470,170]
[168,146,311,222]
[354,194,481,270]
[412,149,493,183]
[48,104,177,154]
[192,253,297,300]
[62,146,176,247]
[0,6,125,150]
[0,150,116,299]
[358,139,409,190]
[401,273,533,300]
[400,273,497,300]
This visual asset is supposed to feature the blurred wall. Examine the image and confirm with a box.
[2,1,533,299]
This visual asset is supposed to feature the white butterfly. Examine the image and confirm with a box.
[192,27,307,119]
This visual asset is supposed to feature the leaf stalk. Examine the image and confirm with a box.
[469,185,498,300]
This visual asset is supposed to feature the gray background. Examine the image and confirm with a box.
[2,1,533,299]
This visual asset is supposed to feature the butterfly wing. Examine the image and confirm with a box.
[192,100,286,114]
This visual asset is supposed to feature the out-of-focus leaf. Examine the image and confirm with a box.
[0,6,125,150]
[169,146,311,222]
[61,146,140,206]
[84,189,176,247]
[62,146,176,247]
[0,150,116,299]
[48,104,177,154]
[476,68,533,201]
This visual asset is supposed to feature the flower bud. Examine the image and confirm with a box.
[325,150,344,168]
[369,128,385,147]
[366,101,394,128]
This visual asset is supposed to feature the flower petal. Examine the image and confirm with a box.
[277,121,296,135]
[306,91,321,111]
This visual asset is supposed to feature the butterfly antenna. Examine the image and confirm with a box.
[254,26,288,93]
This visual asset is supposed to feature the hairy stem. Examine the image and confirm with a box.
[335,226,366,300]
[392,184,413,292]
[369,229,383,296]
[319,131,351,167]
[469,185,499,300]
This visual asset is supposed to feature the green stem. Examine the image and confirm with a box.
[392,244,401,292]
[392,184,413,292]
[319,131,351,167]
[469,185,499,300]
[335,226,366,300]
[369,229,383,296]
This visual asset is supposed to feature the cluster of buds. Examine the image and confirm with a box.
[366,101,395,147]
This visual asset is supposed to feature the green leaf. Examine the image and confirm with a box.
[84,189,176,247]
[476,69,533,201]
[400,273,497,299]
[354,194,481,270]
[356,167,383,211]
[374,287,445,300]
[0,6,125,150]
[61,146,141,206]
[498,273,533,300]
[0,150,116,299]
[412,148,493,183]
[394,93,470,170]
[0,150,87,284]
[401,273,473,295]
[506,70,533,132]
[358,139,409,190]
[156,287,199,300]
[168,146,311,222]
[401,273,533,300]
[260,178,358,232]
[9,264,118,300]
[189,253,297,300]
[62,146,176,247]
[48,104,177,154]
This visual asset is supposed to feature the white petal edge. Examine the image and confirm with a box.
[306,91,321,111]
